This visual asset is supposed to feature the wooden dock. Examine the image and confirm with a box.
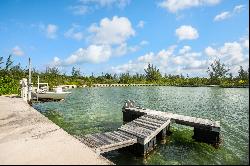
[92,84,157,87]
[81,114,171,154]
[81,100,221,156]
[122,100,221,145]
[124,107,220,132]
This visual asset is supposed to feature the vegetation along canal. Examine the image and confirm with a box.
[33,86,249,165]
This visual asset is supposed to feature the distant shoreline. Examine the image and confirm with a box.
[79,83,249,88]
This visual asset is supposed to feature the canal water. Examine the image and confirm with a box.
[33,87,249,165]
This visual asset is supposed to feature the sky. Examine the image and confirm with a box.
[0,0,249,77]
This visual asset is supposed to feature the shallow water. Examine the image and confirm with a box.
[33,87,249,165]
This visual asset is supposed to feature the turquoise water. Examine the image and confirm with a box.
[33,87,249,165]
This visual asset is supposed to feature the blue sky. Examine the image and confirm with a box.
[0,0,249,77]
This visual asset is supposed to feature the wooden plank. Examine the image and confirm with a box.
[102,132,124,142]
[98,139,137,154]
[134,118,162,128]
[139,116,165,125]
[113,131,136,140]
[85,134,107,147]
[143,119,171,145]
[90,134,112,146]
[121,123,153,135]
[105,132,127,142]
[134,119,160,129]
[128,122,156,132]
[85,134,104,145]
[145,114,169,121]
[118,127,148,138]
[94,133,116,144]
[132,121,159,130]
[80,136,99,149]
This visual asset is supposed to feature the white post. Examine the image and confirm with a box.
[37,75,39,101]
[37,75,39,91]
[28,58,32,102]
[20,78,28,102]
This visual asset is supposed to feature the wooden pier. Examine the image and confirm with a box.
[92,84,157,87]
[81,100,221,156]
[80,114,171,155]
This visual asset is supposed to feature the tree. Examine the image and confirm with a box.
[237,66,248,81]
[119,73,131,84]
[71,66,81,77]
[5,54,13,71]
[207,59,230,84]
[0,56,3,69]
[144,63,162,82]
[45,66,60,75]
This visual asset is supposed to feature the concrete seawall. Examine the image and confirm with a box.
[0,96,113,165]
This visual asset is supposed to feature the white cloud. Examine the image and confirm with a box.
[51,56,62,66]
[140,40,149,46]
[116,0,130,9]
[12,46,24,56]
[38,24,58,39]
[112,43,140,56]
[137,20,145,28]
[175,25,199,40]
[158,0,220,13]
[214,11,231,21]
[233,5,245,13]
[111,36,249,76]
[46,24,58,39]
[112,45,207,76]
[51,41,144,66]
[70,0,130,15]
[204,46,218,56]
[80,0,130,8]
[69,5,89,15]
[219,42,244,65]
[63,44,112,65]
[88,16,135,45]
[204,39,249,71]
[50,16,141,66]
[179,45,191,54]
[214,4,246,22]
[242,38,249,49]
[64,25,84,41]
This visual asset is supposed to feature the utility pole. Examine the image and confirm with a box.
[28,57,32,102]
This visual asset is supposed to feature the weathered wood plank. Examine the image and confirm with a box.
[98,139,137,154]
[128,122,156,132]
[94,133,116,144]
[132,121,159,130]
[113,131,136,140]
[102,132,123,143]
[121,124,153,136]
[142,119,171,145]
[85,134,107,147]
[144,114,170,122]
[118,127,148,138]
[105,132,127,142]
[139,116,165,125]
[90,134,112,146]
[134,118,162,128]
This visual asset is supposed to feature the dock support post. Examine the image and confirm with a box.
[123,136,157,156]
[192,127,220,146]
[157,124,172,141]
[122,100,146,123]
[27,57,33,104]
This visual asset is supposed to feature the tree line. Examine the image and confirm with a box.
[0,54,249,95]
